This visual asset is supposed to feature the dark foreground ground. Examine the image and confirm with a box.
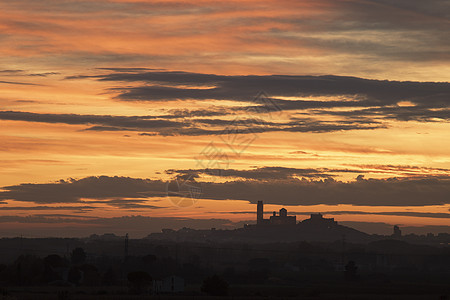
[1,236,448,299]
[1,282,449,300]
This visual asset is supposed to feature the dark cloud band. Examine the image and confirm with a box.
[1,173,448,207]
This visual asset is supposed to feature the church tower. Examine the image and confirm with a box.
[257,201,264,224]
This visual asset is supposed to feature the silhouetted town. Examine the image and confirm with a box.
[148,202,447,245]
[0,202,448,299]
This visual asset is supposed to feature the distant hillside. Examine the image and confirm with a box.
[147,214,371,243]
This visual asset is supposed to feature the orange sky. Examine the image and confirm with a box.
[0,0,449,237]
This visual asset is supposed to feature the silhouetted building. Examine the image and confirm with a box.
[302,213,337,227]
[257,201,264,225]
[154,275,184,294]
[393,225,402,238]
[257,202,296,225]
[124,233,129,259]
[270,208,296,225]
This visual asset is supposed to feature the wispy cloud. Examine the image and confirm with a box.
[1,0,448,78]
[0,110,384,135]
[221,210,450,219]
[0,80,38,86]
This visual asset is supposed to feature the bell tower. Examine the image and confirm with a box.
[257,201,264,224]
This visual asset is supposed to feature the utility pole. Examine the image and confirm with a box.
[341,234,346,267]
[124,233,129,261]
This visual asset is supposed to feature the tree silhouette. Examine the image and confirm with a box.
[67,267,81,285]
[13,255,44,285]
[44,254,65,268]
[345,260,358,281]
[79,264,100,286]
[143,254,157,264]
[102,267,117,286]
[201,274,229,296]
[0,264,7,282]
[42,263,60,283]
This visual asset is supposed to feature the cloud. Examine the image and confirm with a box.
[166,167,450,206]
[0,176,166,205]
[0,110,384,136]
[2,173,448,207]
[75,71,449,107]
[0,80,38,86]
[347,165,450,177]
[220,210,450,219]
[325,210,450,219]
[0,69,25,74]
[27,72,60,77]
[267,0,450,62]
[0,69,60,77]
[168,165,450,181]
[0,205,96,211]
[66,70,450,124]
[0,111,196,135]
[2,1,448,79]
[318,106,450,122]
[86,199,165,210]
[167,166,342,180]
[96,67,165,72]
[330,0,450,31]
[0,111,181,129]
[3,71,448,137]
[199,177,450,206]
[204,178,450,206]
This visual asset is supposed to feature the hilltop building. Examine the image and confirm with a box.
[148,202,373,242]
[256,201,296,225]
[392,225,402,238]
[300,213,337,227]
[256,201,340,228]
[257,200,264,224]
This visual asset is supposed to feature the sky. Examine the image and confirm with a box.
[0,0,449,237]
